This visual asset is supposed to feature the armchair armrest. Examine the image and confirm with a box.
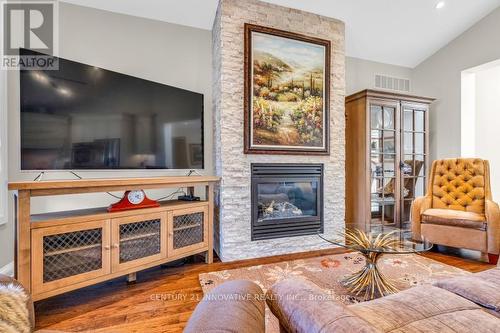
[266,278,378,333]
[486,199,500,255]
[184,280,265,333]
[411,196,432,239]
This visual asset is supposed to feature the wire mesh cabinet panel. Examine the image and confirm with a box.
[31,220,111,294]
[111,212,167,273]
[168,205,209,257]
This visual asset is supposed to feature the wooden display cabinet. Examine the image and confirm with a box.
[345,90,434,229]
[9,176,219,301]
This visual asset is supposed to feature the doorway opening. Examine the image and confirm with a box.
[461,59,500,201]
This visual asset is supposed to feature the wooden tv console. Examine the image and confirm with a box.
[8,176,219,301]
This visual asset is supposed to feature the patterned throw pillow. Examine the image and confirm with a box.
[0,283,31,333]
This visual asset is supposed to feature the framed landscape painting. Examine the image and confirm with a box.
[244,24,330,155]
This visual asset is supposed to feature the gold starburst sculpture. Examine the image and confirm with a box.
[340,229,400,300]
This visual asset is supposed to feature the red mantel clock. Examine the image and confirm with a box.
[108,190,160,212]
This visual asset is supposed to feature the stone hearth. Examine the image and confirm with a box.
[212,0,346,261]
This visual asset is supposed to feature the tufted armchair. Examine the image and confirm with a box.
[411,158,500,264]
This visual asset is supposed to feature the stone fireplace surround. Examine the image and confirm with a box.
[212,0,345,261]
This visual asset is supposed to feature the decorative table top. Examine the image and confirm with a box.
[319,224,433,255]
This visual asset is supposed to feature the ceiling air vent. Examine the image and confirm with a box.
[375,74,410,92]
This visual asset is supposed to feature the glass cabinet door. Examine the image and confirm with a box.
[369,101,399,226]
[400,103,428,226]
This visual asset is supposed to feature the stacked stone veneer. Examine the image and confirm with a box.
[212,0,346,261]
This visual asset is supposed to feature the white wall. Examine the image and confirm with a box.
[460,71,476,157]
[475,65,500,201]
[0,69,7,225]
[412,7,500,160]
[0,63,11,269]
[346,57,413,95]
[1,3,213,266]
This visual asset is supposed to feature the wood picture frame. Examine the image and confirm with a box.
[244,23,331,155]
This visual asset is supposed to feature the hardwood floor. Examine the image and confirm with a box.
[35,248,495,332]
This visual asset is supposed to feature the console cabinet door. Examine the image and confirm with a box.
[110,212,167,273]
[31,220,111,295]
[168,205,209,257]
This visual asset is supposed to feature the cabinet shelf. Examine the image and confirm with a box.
[173,223,201,232]
[120,232,158,243]
[44,243,101,257]
[371,199,396,205]
[30,200,208,229]
[404,130,426,134]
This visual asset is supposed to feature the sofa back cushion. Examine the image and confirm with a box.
[431,158,487,214]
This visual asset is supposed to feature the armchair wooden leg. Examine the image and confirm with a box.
[488,253,499,265]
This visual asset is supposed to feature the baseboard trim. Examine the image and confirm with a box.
[0,261,14,277]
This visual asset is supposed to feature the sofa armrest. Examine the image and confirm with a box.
[486,199,500,255]
[0,274,35,332]
[266,278,378,333]
[411,196,431,240]
[184,280,265,333]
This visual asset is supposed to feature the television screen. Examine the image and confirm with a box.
[20,49,204,170]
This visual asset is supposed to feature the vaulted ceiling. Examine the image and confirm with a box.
[61,0,500,67]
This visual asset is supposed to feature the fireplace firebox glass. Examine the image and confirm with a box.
[257,181,318,222]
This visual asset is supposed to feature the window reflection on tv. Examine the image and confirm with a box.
[20,49,204,170]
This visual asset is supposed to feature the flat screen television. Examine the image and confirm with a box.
[20,49,204,170]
